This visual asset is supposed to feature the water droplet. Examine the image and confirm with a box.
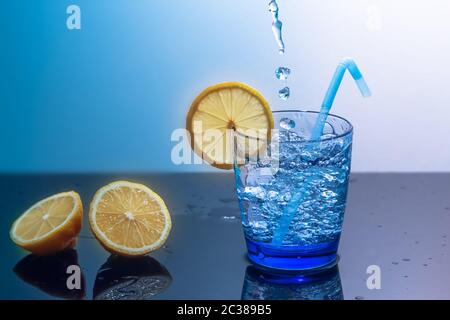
[279,117,295,130]
[402,258,410,262]
[355,296,364,300]
[278,87,290,100]
[423,263,428,267]
[221,215,237,222]
[392,262,399,265]
[275,67,291,80]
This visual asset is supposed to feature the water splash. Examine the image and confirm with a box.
[268,0,285,54]
[236,129,352,246]
[269,1,291,102]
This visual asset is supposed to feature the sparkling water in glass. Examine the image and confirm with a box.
[234,110,353,270]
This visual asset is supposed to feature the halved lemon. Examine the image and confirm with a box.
[89,181,171,257]
[10,191,83,256]
[186,82,274,169]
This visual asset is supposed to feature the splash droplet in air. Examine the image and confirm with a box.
[278,87,290,101]
[268,0,285,54]
[275,67,291,80]
[280,118,296,130]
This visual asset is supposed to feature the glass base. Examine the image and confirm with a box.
[245,238,339,271]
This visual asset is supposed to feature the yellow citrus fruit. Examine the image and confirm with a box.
[89,181,172,257]
[186,82,274,169]
[10,191,83,256]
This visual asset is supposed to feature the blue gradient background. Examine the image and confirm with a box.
[1,1,450,172]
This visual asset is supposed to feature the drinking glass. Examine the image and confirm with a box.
[234,110,353,270]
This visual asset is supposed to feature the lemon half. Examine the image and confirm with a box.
[10,191,83,255]
[89,181,171,257]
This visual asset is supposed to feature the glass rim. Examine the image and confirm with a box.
[234,109,353,144]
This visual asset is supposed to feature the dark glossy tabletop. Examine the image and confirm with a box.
[1,173,449,300]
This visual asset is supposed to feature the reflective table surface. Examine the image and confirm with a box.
[1,173,449,300]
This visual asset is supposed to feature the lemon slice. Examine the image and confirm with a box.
[89,181,172,257]
[186,82,274,169]
[10,191,83,256]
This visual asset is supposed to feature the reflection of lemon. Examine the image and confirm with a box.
[89,181,171,257]
[14,249,86,299]
[93,255,171,300]
[10,191,83,256]
[186,82,274,169]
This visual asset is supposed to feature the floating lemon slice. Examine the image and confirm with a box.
[10,191,83,256]
[186,82,274,169]
[89,181,171,257]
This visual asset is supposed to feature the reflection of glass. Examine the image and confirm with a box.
[13,249,85,299]
[234,111,353,270]
[241,264,343,300]
[93,255,172,300]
